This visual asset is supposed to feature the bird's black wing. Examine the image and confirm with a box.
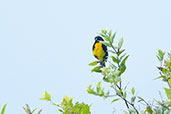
[102,43,108,61]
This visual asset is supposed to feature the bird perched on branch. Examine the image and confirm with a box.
[92,36,108,67]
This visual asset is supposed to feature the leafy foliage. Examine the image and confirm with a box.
[87,82,110,98]
[40,91,51,101]
[23,104,42,114]
[88,30,171,114]
[40,91,90,114]
[1,29,171,114]
[89,30,140,114]
[157,50,165,63]
[164,88,171,100]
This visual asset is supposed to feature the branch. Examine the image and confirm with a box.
[117,93,139,114]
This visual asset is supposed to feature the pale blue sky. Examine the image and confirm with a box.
[0,0,171,114]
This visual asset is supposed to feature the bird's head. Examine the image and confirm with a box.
[94,36,104,42]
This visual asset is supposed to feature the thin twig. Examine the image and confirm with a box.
[108,95,117,97]
[117,93,139,114]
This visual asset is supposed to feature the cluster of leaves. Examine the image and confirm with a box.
[23,104,42,114]
[88,30,171,114]
[136,50,171,114]
[2,30,171,114]
[87,82,110,99]
[0,92,90,114]
[40,91,90,114]
[88,30,141,114]
[0,103,42,114]
[155,50,171,112]
[156,50,171,88]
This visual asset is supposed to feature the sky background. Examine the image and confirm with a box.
[0,0,171,114]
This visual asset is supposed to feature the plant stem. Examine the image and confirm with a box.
[117,92,139,114]
[110,42,139,114]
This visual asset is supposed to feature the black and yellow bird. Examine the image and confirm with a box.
[92,36,108,67]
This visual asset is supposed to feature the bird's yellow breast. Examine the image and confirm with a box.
[93,42,105,61]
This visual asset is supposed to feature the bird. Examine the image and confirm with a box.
[92,36,108,67]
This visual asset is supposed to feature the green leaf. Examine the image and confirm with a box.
[162,68,168,73]
[1,104,7,114]
[146,106,153,114]
[119,55,128,74]
[96,82,101,93]
[99,89,104,96]
[117,89,122,96]
[157,50,165,62]
[164,88,171,100]
[81,105,90,114]
[104,37,110,41]
[91,66,102,72]
[88,61,98,66]
[99,33,106,38]
[154,75,166,80]
[108,50,115,54]
[113,76,121,85]
[37,109,42,114]
[105,91,110,98]
[87,85,95,94]
[158,50,163,56]
[110,31,116,43]
[156,55,161,62]
[111,98,120,103]
[168,78,171,88]
[108,29,112,37]
[31,108,37,113]
[168,61,171,68]
[58,109,63,113]
[121,55,129,65]
[100,41,111,47]
[45,91,51,101]
[118,49,125,56]
[118,37,123,49]
[119,64,126,74]
[119,53,126,61]
[23,104,31,114]
[102,29,107,34]
[53,103,60,107]
[103,77,109,82]
[112,56,120,64]
[123,91,127,99]
[137,96,144,103]
[40,91,51,101]
[131,97,136,103]
[62,96,73,108]
[158,50,165,58]
[131,88,135,95]
[124,84,128,91]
